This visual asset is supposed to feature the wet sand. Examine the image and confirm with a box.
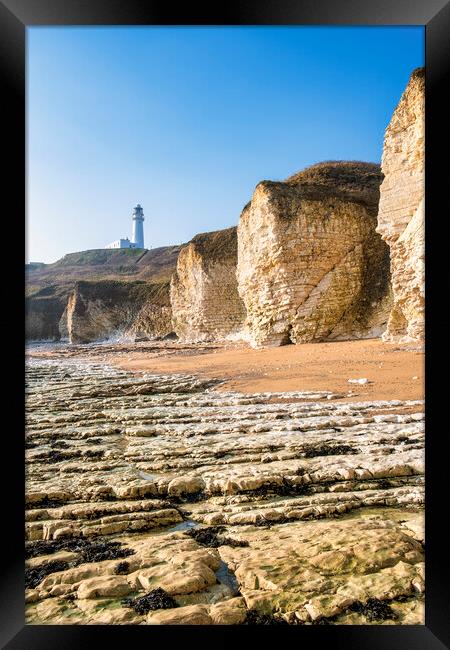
[113,339,424,404]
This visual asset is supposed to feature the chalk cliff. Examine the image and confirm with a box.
[237,162,391,347]
[26,246,180,342]
[170,227,246,342]
[25,286,67,342]
[376,68,425,342]
[66,280,172,344]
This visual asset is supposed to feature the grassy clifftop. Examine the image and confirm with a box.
[26,245,182,297]
[188,227,238,264]
[284,161,382,214]
[252,161,382,218]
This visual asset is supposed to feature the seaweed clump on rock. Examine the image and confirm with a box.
[25,538,135,563]
[349,598,398,622]
[122,588,178,614]
[302,443,357,458]
[185,525,249,548]
[114,561,130,575]
[25,560,71,589]
[244,610,289,625]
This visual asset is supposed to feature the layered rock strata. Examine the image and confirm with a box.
[25,286,68,341]
[170,228,246,342]
[237,162,391,347]
[25,354,424,625]
[25,245,181,341]
[66,280,172,344]
[377,68,425,341]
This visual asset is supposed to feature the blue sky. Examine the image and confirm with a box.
[27,26,424,263]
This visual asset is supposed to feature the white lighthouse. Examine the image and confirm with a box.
[131,204,145,249]
[105,204,146,250]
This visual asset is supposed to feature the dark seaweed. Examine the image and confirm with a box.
[244,610,289,625]
[167,491,204,504]
[34,449,82,463]
[83,449,104,459]
[349,598,398,621]
[122,588,178,614]
[25,560,70,589]
[185,526,249,548]
[51,440,70,449]
[396,435,421,445]
[242,480,312,498]
[79,541,135,563]
[303,443,356,458]
[214,451,228,459]
[377,479,393,489]
[114,561,130,575]
[314,597,400,625]
[25,538,135,562]
[27,497,70,510]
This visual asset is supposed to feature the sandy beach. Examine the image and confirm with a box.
[113,339,424,404]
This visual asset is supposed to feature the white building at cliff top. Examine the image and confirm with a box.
[105,204,146,249]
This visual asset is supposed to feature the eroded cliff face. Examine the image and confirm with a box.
[377,68,425,342]
[25,245,181,342]
[66,280,172,344]
[237,162,391,347]
[25,286,68,342]
[170,227,246,342]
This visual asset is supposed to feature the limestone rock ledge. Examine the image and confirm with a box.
[66,280,172,344]
[25,359,424,625]
[377,68,425,342]
[170,227,246,342]
[237,162,391,347]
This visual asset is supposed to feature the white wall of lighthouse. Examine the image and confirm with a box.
[131,204,145,249]
[105,204,146,250]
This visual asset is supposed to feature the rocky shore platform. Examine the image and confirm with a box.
[25,341,424,625]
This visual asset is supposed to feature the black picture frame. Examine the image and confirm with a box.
[2,1,448,647]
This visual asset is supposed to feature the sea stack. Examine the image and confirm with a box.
[170,227,246,342]
[237,161,391,347]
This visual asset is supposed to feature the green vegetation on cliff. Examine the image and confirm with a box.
[27,245,182,293]
[188,227,238,264]
[252,161,382,218]
[26,246,181,341]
